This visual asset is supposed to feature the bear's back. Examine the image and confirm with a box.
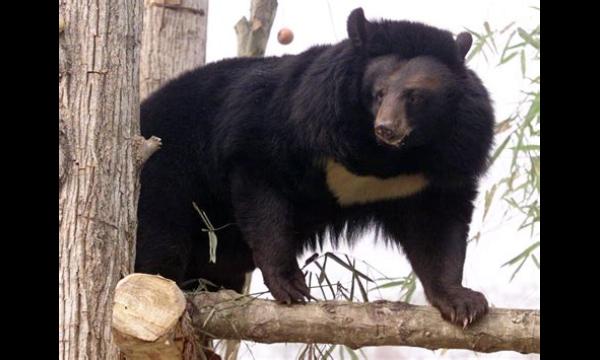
[140,57,274,139]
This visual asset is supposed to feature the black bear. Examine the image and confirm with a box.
[135,8,495,327]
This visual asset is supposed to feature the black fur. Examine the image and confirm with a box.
[135,8,494,327]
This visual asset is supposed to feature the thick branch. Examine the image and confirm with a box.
[192,291,539,354]
[113,274,539,356]
[235,0,278,57]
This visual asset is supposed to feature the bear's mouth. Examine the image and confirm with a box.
[375,130,411,148]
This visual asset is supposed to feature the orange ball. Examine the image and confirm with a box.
[277,28,294,45]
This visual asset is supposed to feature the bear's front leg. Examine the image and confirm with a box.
[382,197,488,328]
[405,222,487,327]
[231,170,311,304]
[413,223,487,328]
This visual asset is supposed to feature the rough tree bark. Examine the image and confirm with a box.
[59,0,147,358]
[113,274,540,357]
[140,0,208,99]
[235,0,278,57]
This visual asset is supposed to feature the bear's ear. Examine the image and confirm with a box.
[347,8,369,49]
[456,32,473,59]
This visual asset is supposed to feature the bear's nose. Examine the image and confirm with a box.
[374,124,397,144]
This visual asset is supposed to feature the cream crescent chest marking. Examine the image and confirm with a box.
[325,158,429,206]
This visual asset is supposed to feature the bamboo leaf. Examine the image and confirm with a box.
[349,269,356,301]
[483,184,497,221]
[484,21,492,34]
[321,344,337,359]
[499,29,516,61]
[370,280,406,291]
[465,27,487,62]
[398,272,417,302]
[489,133,512,165]
[520,49,526,77]
[326,252,374,282]
[338,346,345,360]
[298,344,310,360]
[512,144,540,152]
[506,41,526,50]
[193,202,219,263]
[346,256,369,302]
[494,117,513,134]
[345,347,360,360]
[532,156,540,175]
[464,27,483,40]
[523,93,540,127]
[208,232,217,263]
[356,278,369,302]
[314,261,336,299]
[510,127,525,172]
[502,241,540,267]
[499,51,518,65]
[302,252,320,269]
[358,349,368,360]
[468,231,481,244]
[500,21,516,34]
[517,27,540,49]
[401,279,416,302]
[509,255,528,281]
[484,21,497,52]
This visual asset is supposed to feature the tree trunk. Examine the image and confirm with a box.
[140,0,208,100]
[235,0,278,57]
[59,0,143,358]
[113,275,540,356]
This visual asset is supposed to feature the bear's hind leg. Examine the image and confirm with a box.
[135,166,196,287]
[135,224,194,286]
[230,170,311,304]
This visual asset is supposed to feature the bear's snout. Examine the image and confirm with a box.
[374,124,409,147]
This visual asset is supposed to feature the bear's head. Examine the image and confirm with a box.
[348,7,492,177]
[349,8,476,150]
[362,54,467,149]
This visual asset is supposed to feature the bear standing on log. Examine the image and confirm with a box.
[135,8,495,328]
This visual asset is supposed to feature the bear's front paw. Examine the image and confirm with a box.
[261,264,311,305]
[428,286,488,328]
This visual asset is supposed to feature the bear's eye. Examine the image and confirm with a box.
[374,89,385,103]
[405,91,425,106]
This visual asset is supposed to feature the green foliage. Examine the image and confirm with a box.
[301,252,417,303]
[289,252,418,359]
[192,202,219,263]
[502,241,540,281]
[467,7,540,278]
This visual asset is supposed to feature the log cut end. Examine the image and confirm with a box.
[113,273,186,342]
